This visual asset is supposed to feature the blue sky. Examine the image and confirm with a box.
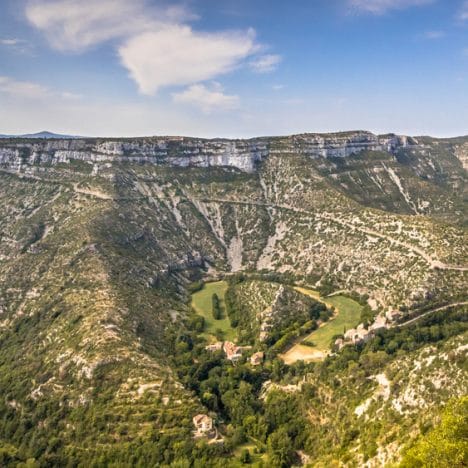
[0,0,467,137]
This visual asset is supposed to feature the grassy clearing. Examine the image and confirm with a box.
[232,442,267,465]
[296,288,362,351]
[191,281,237,342]
[280,287,362,363]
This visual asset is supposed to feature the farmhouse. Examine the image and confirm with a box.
[192,414,213,437]
[369,314,387,332]
[250,351,264,366]
[223,341,252,361]
[344,324,371,344]
[223,341,243,361]
[205,342,223,352]
[386,309,403,322]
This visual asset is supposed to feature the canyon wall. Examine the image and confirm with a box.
[0,131,416,174]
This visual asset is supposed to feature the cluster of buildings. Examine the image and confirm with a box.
[335,309,402,350]
[205,341,264,365]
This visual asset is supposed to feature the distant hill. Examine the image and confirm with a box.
[0,131,82,139]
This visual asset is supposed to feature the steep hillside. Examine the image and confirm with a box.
[224,278,328,344]
[0,131,466,466]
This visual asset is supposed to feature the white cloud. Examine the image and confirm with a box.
[119,26,258,95]
[0,76,51,99]
[25,0,192,52]
[1,38,23,46]
[60,91,83,100]
[348,0,434,15]
[459,1,468,21]
[0,76,80,100]
[25,0,270,96]
[423,30,445,39]
[0,38,32,54]
[272,84,285,91]
[249,54,282,73]
[172,83,239,113]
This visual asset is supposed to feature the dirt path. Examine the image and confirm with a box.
[397,301,468,327]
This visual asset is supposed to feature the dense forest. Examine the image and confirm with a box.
[2,277,465,467]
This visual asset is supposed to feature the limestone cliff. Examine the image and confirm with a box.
[0,131,415,174]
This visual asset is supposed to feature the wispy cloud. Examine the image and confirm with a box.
[249,54,282,73]
[0,76,51,99]
[422,30,445,39]
[1,38,23,46]
[348,0,434,15]
[25,0,193,52]
[173,83,239,113]
[0,76,81,100]
[0,38,32,54]
[459,1,468,21]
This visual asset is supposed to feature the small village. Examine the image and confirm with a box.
[335,309,403,350]
[205,340,264,365]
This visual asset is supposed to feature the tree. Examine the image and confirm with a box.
[222,381,256,426]
[267,427,294,468]
[189,314,205,333]
[212,294,221,320]
[400,396,468,467]
[240,449,251,464]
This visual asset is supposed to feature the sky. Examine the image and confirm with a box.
[0,0,467,138]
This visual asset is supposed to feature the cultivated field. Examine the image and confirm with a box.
[281,288,362,363]
[191,281,237,342]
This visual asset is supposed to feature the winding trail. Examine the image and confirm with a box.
[397,301,468,327]
[199,197,468,272]
[7,168,466,272]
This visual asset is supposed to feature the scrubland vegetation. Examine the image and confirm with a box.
[0,134,466,466]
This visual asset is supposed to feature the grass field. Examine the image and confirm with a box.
[299,289,362,351]
[191,280,237,342]
[280,287,362,363]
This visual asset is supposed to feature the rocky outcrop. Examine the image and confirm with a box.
[0,131,418,174]
[281,132,416,158]
[455,142,468,171]
[0,137,268,173]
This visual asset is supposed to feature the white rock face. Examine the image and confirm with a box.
[279,132,414,159]
[0,132,415,174]
[455,142,468,170]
